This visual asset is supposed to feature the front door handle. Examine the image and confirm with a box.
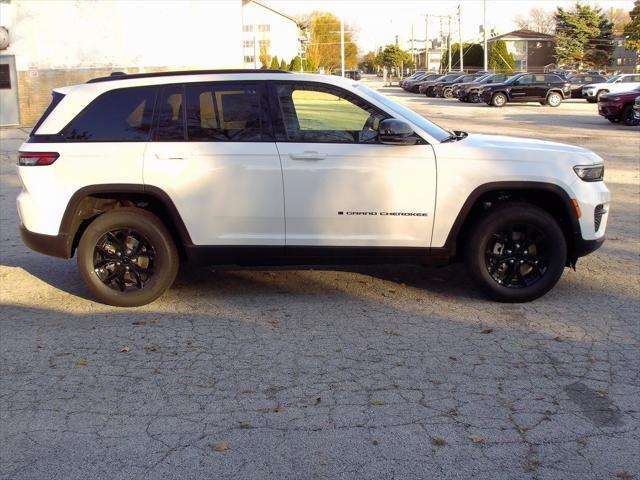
[289,151,327,161]
[155,153,191,160]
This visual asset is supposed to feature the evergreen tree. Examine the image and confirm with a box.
[488,40,516,72]
[624,0,640,52]
[554,3,614,69]
[289,56,302,72]
[279,59,289,71]
[269,56,279,70]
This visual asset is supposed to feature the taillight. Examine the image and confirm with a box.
[17,152,59,166]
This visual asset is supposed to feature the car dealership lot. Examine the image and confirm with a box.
[1,79,638,479]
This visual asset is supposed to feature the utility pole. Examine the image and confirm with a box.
[340,16,345,77]
[447,16,452,72]
[458,4,463,72]
[483,0,488,71]
[439,16,444,73]
[425,14,429,70]
[411,25,414,71]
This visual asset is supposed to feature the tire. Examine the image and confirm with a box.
[490,92,507,107]
[539,101,546,105]
[622,104,640,126]
[607,117,621,124]
[443,87,453,98]
[426,87,436,97]
[546,92,562,107]
[464,203,567,302]
[77,207,179,307]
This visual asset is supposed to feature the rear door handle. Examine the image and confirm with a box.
[155,153,191,160]
[289,151,327,161]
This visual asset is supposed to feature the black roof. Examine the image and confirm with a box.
[87,69,291,84]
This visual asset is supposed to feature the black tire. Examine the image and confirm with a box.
[539,101,546,105]
[546,91,562,107]
[426,87,436,97]
[622,104,640,126]
[464,203,567,302]
[607,117,621,124]
[77,207,179,307]
[443,87,453,98]
[491,92,507,107]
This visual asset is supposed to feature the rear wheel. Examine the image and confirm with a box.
[546,92,562,107]
[491,92,507,107]
[622,104,640,126]
[77,208,179,307]
[443,87,454,98]
[464,204,567,302]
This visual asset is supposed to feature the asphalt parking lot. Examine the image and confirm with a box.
[1,77,639,480]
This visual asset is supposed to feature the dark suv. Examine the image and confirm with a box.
[433,73,486,98]
[480,73,571,107]
[568,73,608,98]
[454,73,511,102]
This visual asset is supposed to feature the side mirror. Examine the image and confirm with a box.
[378,119,418,145]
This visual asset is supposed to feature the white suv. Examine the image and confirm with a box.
[582,73,640,103]
[17,70,610,306]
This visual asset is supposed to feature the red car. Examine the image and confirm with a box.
[598,86,640,126]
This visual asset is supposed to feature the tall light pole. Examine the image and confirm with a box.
[447,16,452,72]
[340,16,345,77]
[483,0,488,71]
[458,4,463,72]
[425,14,429,70]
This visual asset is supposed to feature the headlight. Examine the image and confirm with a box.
[573,164,604,182]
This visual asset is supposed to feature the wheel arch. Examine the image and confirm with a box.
[437,181,581,265]
[59,184,192,259]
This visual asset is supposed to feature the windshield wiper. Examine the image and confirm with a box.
[442,130,468,142]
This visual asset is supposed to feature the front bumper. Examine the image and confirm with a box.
[574,236,605,259]
[598,103,622,117]
[19,223,72,259]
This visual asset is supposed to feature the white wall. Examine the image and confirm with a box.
[0,0,244,71]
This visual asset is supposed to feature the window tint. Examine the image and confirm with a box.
[631,75,640,82]
[65,87,156,141]
[517,75,533,84]
[156,85,185,141]
[275,84,387,143]
[185,83,262,141]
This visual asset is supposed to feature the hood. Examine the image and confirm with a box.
[433,133,603,168]
[600,90,640,101]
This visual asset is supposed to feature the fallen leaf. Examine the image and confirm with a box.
[239,421,250,429]
[372,440,379,446]
[132,321,146,326]
[76,359,87,367]
[480,328,493,334]
[596,388,608,397]
[371,399,385,406]
[120,346,130,353]
[313,397,321,405]
[431,438,447,446]
[211,441,228,452]
[468,435,484,444]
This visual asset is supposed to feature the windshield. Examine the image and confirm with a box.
[474,74,492,83]
[503,74,524,85]
[355,84,451,142]
[606,75,622,83]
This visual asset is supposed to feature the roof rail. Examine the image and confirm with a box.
[87,69,292,83]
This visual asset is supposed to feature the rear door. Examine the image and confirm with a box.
[143,81,284,246]
[270,81,436,249]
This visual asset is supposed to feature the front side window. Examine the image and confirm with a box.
[274,83,387,143]
[185,83,262,141]
[65,87,156,141]
[517,75,533,84]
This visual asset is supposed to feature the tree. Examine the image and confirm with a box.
[379,44,412,72]
[554,3,614,69]
[302,11,358,72]
[488,40,516,72]
[515,8,556,34]
[269,56,279,70]
[441,43,484,70]
[359,51,379,73]
[289,56,302,72]
[624,1,640,51]
[279,59,289,71]
[259,41,270,68]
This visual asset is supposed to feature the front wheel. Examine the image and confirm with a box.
[491,92,507,107]
[607,117,621,124]
[77,208,179,307]
[464,204,567,302]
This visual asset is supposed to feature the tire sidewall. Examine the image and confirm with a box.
[491,93,507,107]
[622,104,640,126]
[465,205,567,302]
[77,209,179,307]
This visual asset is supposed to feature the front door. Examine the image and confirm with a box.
[143,82,285,246]
[509,74,533,100]
[270,81,437,249]
[0,56,20,126]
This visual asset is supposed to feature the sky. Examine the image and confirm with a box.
[265,0,635,53]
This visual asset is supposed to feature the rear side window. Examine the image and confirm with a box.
[545,75,563,83]
[65,87,156,141]
[185,83,262,141]
[156,85,186,141]
[32,91,65,135]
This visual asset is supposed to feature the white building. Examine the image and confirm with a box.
[0,0,300,126]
